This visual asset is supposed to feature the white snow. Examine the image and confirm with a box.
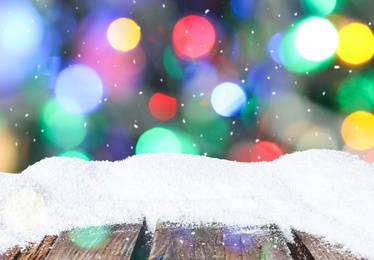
[0,149,373,258]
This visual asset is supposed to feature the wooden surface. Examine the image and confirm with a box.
[45,223,142,260]
[0,221,366,260]
[1,235,57,260]
[292,231,364,260]
[149,222,292,259]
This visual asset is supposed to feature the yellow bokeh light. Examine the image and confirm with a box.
[2,190,46,233]
[341,111,374,151]
[0,128,19,172]
[107,18,141,52]
[337,23,374,65]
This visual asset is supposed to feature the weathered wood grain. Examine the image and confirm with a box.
[1,235,57,260]
[45,223,142,260]
[149,222,292,260]
[293,231,366,260]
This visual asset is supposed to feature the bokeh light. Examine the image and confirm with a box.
[336,72,374,114]
[211,82,247,117]
[136,127,179,154]
[0,0,44,88]
[172,15,216,59]
[136,127,198,155]
[0,2,43,57]
[341,111,374,151]
[107,18,141,52]
[337,23,374,65]
[163,46,183,79]
[294,17,339,62]
[59,150,90,161]
[76,11,146,101]
[2,190,46,233]
[41,100,87,150]
[0,127,19,173]
[183,61,217,96]
[301,0,337,16]
[279,20,335,73]
[230,0,255,18]
[55,65,104,114]
[69,225,111,250]
[1,0,374,173]
[267,32,283,64]
[149,93,177,120]
[246,61,294,99]
[229,141,283,162]
[363,147,374,162]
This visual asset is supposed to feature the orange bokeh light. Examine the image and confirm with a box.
[341,111,374,151]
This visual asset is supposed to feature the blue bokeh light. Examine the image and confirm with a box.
[55,65,104,114]
[211,82,247,117]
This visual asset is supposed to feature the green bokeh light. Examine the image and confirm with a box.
[136,127,199,155]
[301,0,337,16]
[337,72,374,114]
[163,45,183,79]
[69,225,111,250]
[59,150,90,161]
[41,100,87,149]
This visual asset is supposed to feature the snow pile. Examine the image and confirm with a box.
[0,149,373,258]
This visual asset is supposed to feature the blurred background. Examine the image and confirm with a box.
[1,0,374,172]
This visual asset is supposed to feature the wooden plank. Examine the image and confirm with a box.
[285,229,314,260]
[45,223,143,260]
[19,235,58,260]
[194,224,225,259]
[293,231,365,260]
[149,222,292,260]
[1,235,57,260]
[1,246,22,260]
[148,222,196,259]
[224,224,292,260]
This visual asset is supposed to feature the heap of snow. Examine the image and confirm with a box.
[0,149,373,258]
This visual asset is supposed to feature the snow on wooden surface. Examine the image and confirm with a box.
[0,149,373,258]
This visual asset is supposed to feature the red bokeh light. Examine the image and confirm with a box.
[149,93,177,120]
[172,15,216,59]
[230,141,283,162]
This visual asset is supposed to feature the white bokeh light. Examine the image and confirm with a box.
[295,17,339,62]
